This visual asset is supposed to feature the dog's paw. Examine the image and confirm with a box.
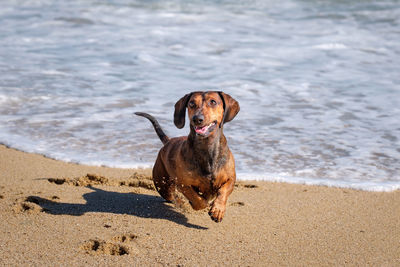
[208,202,226,223]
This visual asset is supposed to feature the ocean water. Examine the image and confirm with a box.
[0,0,399,191]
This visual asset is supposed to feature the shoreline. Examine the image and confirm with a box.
[2,143,398,192]
[0,144,399,265]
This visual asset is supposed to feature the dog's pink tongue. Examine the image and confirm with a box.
[195,125,208,134]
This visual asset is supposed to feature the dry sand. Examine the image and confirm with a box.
[0,144,399,266]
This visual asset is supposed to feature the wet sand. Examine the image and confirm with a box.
[0,144,399,266]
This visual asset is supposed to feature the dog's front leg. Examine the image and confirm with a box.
[178,185,209,210]
[209,178,235,222]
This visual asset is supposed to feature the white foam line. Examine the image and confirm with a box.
[312,43,348,50]
[237,172,400,192]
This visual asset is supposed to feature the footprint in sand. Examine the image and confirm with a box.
[235,183,258,189]
[13,200,43,214]
[112,234,138,243]
[12,196,57,214]
[48,173,154,190]
[244,184,258,188]
[230,201,245,207]
[81,239,130,256]
[81,233,139,256]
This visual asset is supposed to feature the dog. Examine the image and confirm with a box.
[135,91,239,222]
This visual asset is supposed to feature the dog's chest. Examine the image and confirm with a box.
[181,137,229,188]
[187,150,227,177]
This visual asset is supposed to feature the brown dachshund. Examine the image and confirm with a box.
[135,91,240,222]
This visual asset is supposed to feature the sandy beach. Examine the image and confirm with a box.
[0,144,399,266]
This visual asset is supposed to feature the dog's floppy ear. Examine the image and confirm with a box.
[174,93,192,129]
[218,92,240,124]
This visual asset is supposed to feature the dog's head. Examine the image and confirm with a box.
[174,91,240,137]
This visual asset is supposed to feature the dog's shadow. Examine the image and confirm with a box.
[30,186,207,230]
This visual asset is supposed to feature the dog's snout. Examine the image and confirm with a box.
[192,114,204,125]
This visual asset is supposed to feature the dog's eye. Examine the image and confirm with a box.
[188,101,195,108]
[210,99,217,106]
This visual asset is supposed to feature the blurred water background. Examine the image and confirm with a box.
[0,0,399,191]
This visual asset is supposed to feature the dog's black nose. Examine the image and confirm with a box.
[192,114,204,125]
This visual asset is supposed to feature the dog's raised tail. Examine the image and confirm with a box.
[134,112,170,145]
